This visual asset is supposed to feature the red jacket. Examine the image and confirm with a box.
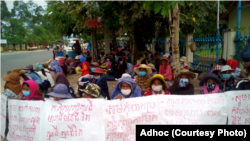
[81,61,90,76]
[143,89,170,96]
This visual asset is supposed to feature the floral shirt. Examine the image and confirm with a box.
[135,75,150,90]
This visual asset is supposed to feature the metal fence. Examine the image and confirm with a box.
[168,37,186,57]
[190,35,224,71]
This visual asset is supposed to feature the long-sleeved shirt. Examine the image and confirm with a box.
[28,72,43,85]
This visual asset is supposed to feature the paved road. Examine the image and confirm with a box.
[1,50,53,91]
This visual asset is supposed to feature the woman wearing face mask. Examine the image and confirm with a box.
[78,83,104,98]
[89,67,110,100]
[111,76,142,100]
[159,56,172,81]
[219,65,237,91]
[18,80,45,101]
[105,55,111,70]
[144,74,171,96]
[168,69,195,95]
[199,73,223,94]
[134,64,152,94]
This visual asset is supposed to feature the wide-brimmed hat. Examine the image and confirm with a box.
[75,55,80,59]
[34,63,43,71]
[147,63,156,72]
[221,65,234,72]
[23,64,34,70]
[177,69,196,79]
[91,62,99,67]
[89,67,104,74]
[3,72,20,82]
[161,56,169,62]
[146,74,168,89]
[211,65,221,73]
[101,63,108,69]
[47,84,73,99]
[79,83,104,98]
[118,73,132,80]
[180,56,187,62]
[199,73,222,86]
[163,53,170,58]
[134,64,152,75]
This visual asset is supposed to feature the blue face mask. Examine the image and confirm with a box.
[91,68,95,72]
[139,72,146,77]
[23,91,30,97]
[94,76,100,80]
[180,78,189,83]
[221,74,231,80]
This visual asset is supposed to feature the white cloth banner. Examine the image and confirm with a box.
[7,100,44,141]
[158,94,227,124]
[1,95,7,138]
[226,91,250,125]
[43,98,105,141]
[104,95,160,141]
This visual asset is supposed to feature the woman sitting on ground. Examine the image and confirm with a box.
[23,64,43,87]
[35,63,55,88]
[18,80,45,101]
[49,60,63,73]
[111,76,142,100]
[134,64,152,94]
[199,73,223,94]
[144,74,171,96]
[46,84,74,101]
[59,57,68,76]
[168,69,195,95]
[78,83,104,98]
[89,67,110,100]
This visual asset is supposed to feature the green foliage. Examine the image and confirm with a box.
[1,0,61,46]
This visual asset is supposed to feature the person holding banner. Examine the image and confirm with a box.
[144,74,171,96]
[168,69,195,95]
[199,73,224,94]
[46,84,74,101]
[219,65,237,91]
[18,80,45,101]
[111,76,142,100]
[79,83,104,98]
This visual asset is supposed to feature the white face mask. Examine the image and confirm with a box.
[121,89,131,96]
[152,85,162,92]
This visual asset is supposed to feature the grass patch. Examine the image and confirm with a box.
[195,49,222,56]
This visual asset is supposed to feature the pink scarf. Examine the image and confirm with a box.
[159,64,172,80]
[59,58,65,66]
[203,83,219,94]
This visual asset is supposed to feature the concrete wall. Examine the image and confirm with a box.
[223,30,236,60]
[228,6,250,34]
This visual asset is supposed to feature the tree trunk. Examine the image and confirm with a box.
[20,44,22,50]
[132,24,145,65]
[171,4,181,81]
[104,24,110,54]
[111,28,118,52]
[91,28,97,62]
[25,44,27,50]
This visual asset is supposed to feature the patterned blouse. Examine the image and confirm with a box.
[135,75,150,90]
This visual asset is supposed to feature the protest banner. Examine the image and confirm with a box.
[1,95,7,138]
[158,94,227,124]
[7,99,44,141]
[226,91,250,125]
[104,95,160,141]
[43,98,105,141]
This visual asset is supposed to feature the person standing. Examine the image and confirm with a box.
[72,40,82,55]
[52,47,56,60]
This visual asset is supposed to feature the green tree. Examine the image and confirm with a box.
[1,0,11,39]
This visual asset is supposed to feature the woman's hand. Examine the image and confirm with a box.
[115,95,123,100]
[18,93,23,100]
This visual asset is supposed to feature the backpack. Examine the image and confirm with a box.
[241,39,250,62]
